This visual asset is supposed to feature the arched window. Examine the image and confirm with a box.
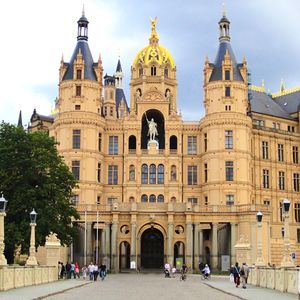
[164,68,168,78]
[141,194,148,202]
[149,164,156,184]
[157,194,164,202]
[171,197,176,203]
[149,194,156,202]
[157,164,164,184]
[151,66,156,76]
[141,164,148,184]
[129,135,136,150]
[129,197,135,203]
[139,67,143,77]
[170,135,177,151]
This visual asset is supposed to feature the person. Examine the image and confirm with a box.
[171,266,176,278]
[82,266,87,280]
[232,262,240,288]
[58,261,62,280]
[145,112,158,141]
[100,263,107,281]
[60,262,65,279]
[199,262,205,274]
[75,262,80,279]
[241,262,249,287]
[70,262,75,279]
[164,262,171,278]
[202,264,210,279]
[88,262,94,281]
[93,264,99,281]
[180,263,187,281]
[65,261,71,279]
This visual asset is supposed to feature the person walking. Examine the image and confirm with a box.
[82,266,87,280]
[75,262,80,279]
[232,262,241,288]
[93,264,99,281]
[100,263,107,281]
[70,262,76,279]
[243,262,250,284]
[65,261,71,279]
[60,262,66,279]
[58,262,62,280]
[88,262,94,281]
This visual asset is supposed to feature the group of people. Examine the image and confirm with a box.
[57,261,107,281]
[164,262,187,279]
[230,262,249,289]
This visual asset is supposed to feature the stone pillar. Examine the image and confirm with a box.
[101,229,106,260]
[186,222,193,269]
[194,223,200,271]
[105,223,111,270]
[199,228,203,265]
[111,221,118,272]
[86,222,93,265]
[45,232,61,267]
[211,222,218,270]
[167,222,174,266]
[130,222,137,264]
[231,222,237,265]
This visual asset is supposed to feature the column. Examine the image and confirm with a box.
[193,223,200,271]
[199,228,203,265]
[186,222,193,269]
[105,223,111,269]
[211,222,218,270]
[111,221,118,271]
[101,229,106,260]
[230,222,237,265]
[86,222,93,265]
[130,222,137,263]
[168,222,174,266]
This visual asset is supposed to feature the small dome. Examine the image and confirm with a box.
[132,18,175,69]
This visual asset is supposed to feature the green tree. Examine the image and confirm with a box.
[0,123,79,263]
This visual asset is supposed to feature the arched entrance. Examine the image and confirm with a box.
[141,228,164,269]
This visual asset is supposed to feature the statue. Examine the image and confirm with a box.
[145,112,158,141]
[171,165,176,181]
[129,165,135,181]
[151,17,157,32]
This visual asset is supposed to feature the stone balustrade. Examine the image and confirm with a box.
[248,266,300,295]
[0,265,57,291]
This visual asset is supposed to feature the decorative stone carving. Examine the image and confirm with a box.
[143,91,163,102]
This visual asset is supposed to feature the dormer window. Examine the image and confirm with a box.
[225,70,230,80]
[151,66,156,76]
[164,68,169,78]
[76,69,82,80]
[139,67,143,77]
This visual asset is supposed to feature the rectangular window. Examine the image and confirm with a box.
[295,203,300,223]
[297,229,300,243]
[225,130,233,149]
[225,70,230,80]
[72,129,81,149]
[225,86,231,97]
[72,160,80,180]
[273,122,280,129]
[204,163,208,183]
[263,200,270,206]
[226,195,234,206]
[76,85,81,97]
[75,104,81,110]
[254,119,265,127]
[151,66,156,76]
[109,136,118,155]
[278,171,285,190]
[204,196,208,205]
[97,196,101,204]
[110,107,113,116]
[188,198,198,204]
[188,166,197,185]
[293,146,299,164]
[76,69,82,80]
[278,144,284,162]
[98,133,102,152]
[108,165,118,185]
[204,133,207,152]
[279,202,283,222]
[187,136,197,154]
[263,169,269,188]
[225,161,234,181]
[72,195,79,204]
[288,125,295,132]
[107,197,117,205]
[97,163,101,183]
[262,141,269,159]
[294,173,300,192]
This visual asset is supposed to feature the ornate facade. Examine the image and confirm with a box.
[30,11,300,271]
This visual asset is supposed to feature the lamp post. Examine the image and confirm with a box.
[0,195,7,266]
[26,209,38,266]
[255,211,265,266]
[281,199,295,267]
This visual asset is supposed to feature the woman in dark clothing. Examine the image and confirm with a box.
[232,262,240,287]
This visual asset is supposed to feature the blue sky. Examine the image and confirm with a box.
[1,0,300,125]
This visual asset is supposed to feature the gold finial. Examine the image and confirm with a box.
[151,17,157,32]
[280,79,285,93]
[149,17,159,44]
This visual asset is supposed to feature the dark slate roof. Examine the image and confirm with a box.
[116,88,129,117]
[116,59,122,72]
[250,90,294,120]
[62,41,97,81]
[274,90,300,114]
[209,41,243,82]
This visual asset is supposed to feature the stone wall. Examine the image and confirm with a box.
[0,266,57,291]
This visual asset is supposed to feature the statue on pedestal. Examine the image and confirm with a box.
[145,112,158,141]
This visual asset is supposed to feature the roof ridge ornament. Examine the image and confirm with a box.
[82,4,85,17]
[222,0,227,17]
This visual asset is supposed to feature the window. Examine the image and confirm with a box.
[157,164,164,184]
[188,166,197,185]
[76,69,82,80]
[263,169,269,188]
[72,195,79,204]
[141,164,148,184]
[204,133,207,152]
[288,125,295,132]
[204,196,208,205]
[262,141,269,159]
[225,130,233,149]
[141,194,148,203]
[110,107,113,116]
[204,163,208,183]
[278,144,284,161]
[278,171,285,190]
[297,229,300,243]
[72,129,81,149]
[107,197,117,205]
[149,194,156,202]
[225,86,231,97]
[279,202,283,222]
[164,68,168,77]
[108,165,118,185]
[157,194,164,202]
[109,136,118,155]
[263,200,270,206]
[294,173,300,192]
[98,133,102,152]
[97,196,101,205]
[225,105,231,111]
[188,198,198,204]
[226,195,234,206]
[188,136,197,154]
[97,163,101,183]
[149,164,156,184]
[129,135,136,151]
[293,146,299,164]
[151,66,156,76]
[225,70,230,80]
[295,203,300,223]
[254,119,265,127]
[75,104,81,110]
[139,67,143,77]
[72,160,80,180]
[104,107,107,116]
[273,122,280,129]
[76,85,81,96]
[225,161,234,181]
[110,91,113,100]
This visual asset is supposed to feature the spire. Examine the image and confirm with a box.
[115,57,123,89]
[116,59,122,72]
[149,17,159,45]
[218,4,230,42]
[77,9,89,41]
[18,110,23,127]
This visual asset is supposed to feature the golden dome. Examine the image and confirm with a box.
[133,18,175,69]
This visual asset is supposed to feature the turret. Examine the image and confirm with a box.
[104,75,116,119]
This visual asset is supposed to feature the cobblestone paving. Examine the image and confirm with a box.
[45,273,239,300]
